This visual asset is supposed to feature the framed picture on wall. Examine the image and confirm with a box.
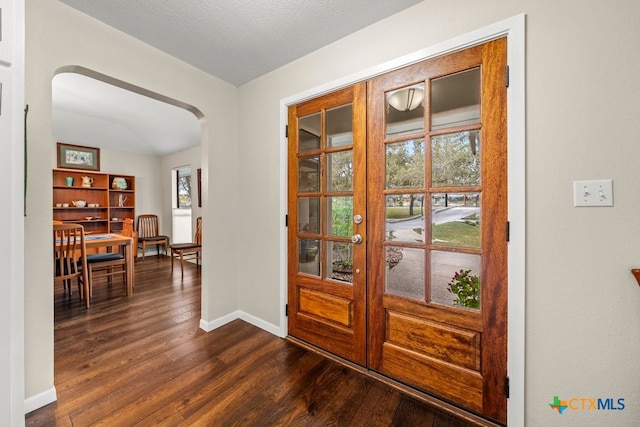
[57,142,101,171]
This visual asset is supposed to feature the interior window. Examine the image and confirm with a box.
[177,167,192,208]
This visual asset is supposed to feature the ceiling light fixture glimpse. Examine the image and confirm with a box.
[387,86,424,111]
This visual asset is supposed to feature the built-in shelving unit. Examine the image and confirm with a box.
[53,169,136,234]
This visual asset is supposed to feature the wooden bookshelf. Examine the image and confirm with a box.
[53,169,135,234]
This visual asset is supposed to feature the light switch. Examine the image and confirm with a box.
[573,179,613,207]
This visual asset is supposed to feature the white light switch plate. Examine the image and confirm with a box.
[573,179,613,207]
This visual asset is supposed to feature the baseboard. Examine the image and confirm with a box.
[199,311,240,332]
[199,311,283,337]
[24,387,57,414]
[237,311,283,337]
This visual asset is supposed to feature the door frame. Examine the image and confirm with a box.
[278,15,525,426]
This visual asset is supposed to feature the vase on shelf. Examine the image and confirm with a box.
[112,177,128,190]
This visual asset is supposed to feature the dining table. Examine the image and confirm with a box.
[84,233,135,296]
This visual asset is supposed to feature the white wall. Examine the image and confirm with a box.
[236,1,640,426]
[25,0,239,412]
[1,0,25,424]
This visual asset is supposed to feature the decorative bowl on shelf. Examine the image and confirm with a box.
[85,216,93,220]
[112,177,128,190]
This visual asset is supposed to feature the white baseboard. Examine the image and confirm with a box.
[24,387,57,414]
[199,310,240,332]
[200,310,284,337]
[238,311,284,337]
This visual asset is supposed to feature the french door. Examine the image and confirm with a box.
[287,83,368,364]
[288,38,508,423]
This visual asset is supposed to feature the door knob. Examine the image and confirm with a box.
[351,234,363,244]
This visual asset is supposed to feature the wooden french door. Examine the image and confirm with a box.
[367,38,508,422]
[287,83,368,364]
[288,38,507,423]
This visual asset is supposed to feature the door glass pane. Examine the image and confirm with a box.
[298,156,320,192]
[298,238,321,276]
[385,194,425,243]
[326,241,353,284]
[385,139,425,189]
[327,150,353,191]
[430,250,481,310]
[431,192,480,248]
[298,197,320,234]
[385,246,424,299]
[299,113,321,152]
[386,83,425,137]
[431,131,480,187]
[327,104,353,148]
[431,68,480,130]
[326,196,353,237]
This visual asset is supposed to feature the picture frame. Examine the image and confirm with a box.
[57,142,101,171]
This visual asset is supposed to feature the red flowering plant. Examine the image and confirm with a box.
[447,269,480,309]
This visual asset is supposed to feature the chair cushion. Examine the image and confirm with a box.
[86,253,125,263]
[170,243,201,250]
[139,235,169,242]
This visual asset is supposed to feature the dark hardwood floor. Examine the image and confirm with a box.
[26,255,486,426]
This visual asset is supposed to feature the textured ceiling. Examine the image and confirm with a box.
[53,0,423,156]
[57,0,422,86]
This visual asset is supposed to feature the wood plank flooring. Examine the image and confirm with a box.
[26,255,485,426]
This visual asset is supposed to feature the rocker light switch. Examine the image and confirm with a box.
[573,179,613,207]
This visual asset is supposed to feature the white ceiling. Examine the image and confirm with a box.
[53,72,203,157]
[52,0,422,157]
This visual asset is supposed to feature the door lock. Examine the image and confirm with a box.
[353,214,363,224]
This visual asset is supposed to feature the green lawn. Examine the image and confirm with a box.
[386,206,422,219]
[386,206,479,247]
[432,221,480,247]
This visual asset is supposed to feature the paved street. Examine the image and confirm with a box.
[385,207,481,307]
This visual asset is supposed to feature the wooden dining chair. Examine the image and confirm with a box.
[120,218,137,288]
[53,223,90,307]
[122,218,138,260]
[169,217,202,277]
[136,214,169,259]
[83,250,128,298]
